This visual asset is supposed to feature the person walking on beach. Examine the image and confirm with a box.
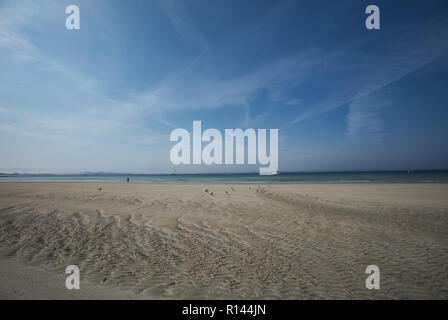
[127,177,129,183]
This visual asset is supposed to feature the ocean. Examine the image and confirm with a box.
[1,170,448,184]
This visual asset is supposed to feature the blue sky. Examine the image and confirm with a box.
[0,0,447,173]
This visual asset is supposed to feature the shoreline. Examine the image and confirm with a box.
[2,180,448,185]
[1,170,448,185]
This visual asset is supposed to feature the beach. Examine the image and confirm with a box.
[0,182,447,299]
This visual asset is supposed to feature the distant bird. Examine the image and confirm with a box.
[225,191,229,194]
[98,188,102,191]
[204,189,209,192]
[210,192,214,196]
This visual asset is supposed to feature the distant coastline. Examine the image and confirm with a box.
[1,170,448,184]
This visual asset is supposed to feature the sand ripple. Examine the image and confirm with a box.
[0,182,447,299]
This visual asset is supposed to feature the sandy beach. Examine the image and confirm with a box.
[0,182,447,299]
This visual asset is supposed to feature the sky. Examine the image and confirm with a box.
[0,0,448,173]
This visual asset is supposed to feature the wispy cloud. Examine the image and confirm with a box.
[290,19,448,128]
[346,95,389,141]
[129,50,326,128]
[0,1,166,161]
[157,0,208,51]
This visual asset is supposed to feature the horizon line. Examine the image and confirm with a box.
[2,169,448,176]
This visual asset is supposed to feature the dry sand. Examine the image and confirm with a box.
[0,182,447,299]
